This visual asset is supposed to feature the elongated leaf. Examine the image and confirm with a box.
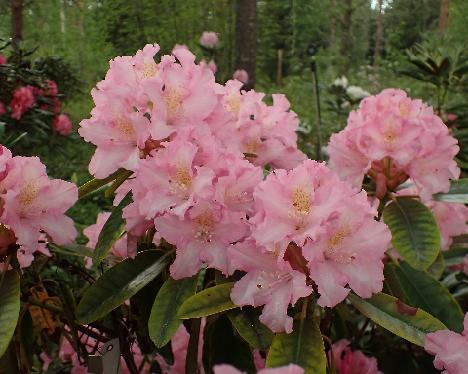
[0,271,20,358]
[383,197,440,270]
[443,246,468,266]
[228,308,273,350]
[78,168,131,198]
[266,315,326,374]
[93,192,132,266]
[348,292,446,346]
[395,262,464,332]
[427,253,445,279]
[178,282,237,319]
[49,243,94,258]
[148,275,199,348]
[76,251,171,324]
[433,179,468,203]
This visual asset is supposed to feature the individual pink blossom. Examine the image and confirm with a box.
[0,149,78,267]
[250,160,390,308]
[200,58,217,74]
[214,364,304,374]
[233,69,249,84]
[447,113,458,122]
[0,55,6,65]
[155,200,248,278]
[9,85,36,120]
[425,313,468,374]
[431,201,468,250]
[328,89,460,201]
[44,80,59,96]
[39,352,53,372]
[200,31,219,49]
[0,102,6,116]
[330,340,382,374]
[53,114,73,136]
[229,240,312,333]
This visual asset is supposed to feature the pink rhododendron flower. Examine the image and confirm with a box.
[233,69,249,84]
[9,85,36,120]
[330,340,382,374]
[44,80,59,96]
[229,240,312,333]
[214,364,304,374]
[155,200,248,278]
[0,54,6,64]
[430,201,468,250]
[425,313,468,374]
[447,113,458,122]
[0,147,77,267]
[40,352,53,372]
[250,160,390,308]
[328,89,460,201]
[200,58,217,74]
[53,113,73,136]
[200,31,219,49]
[0,102,6,116]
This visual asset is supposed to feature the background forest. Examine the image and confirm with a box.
[0,0,467,230]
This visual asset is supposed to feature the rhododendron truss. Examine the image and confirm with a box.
[3,43,468,374]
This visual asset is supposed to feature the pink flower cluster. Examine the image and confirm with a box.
[425,313,468,374]
[328,89,460,201]
[10,85,36,120]
[79,44,304,179]
[330,340,382,374]
[0,145,77,267]
[200,31,219,49]
[53,113,73,136]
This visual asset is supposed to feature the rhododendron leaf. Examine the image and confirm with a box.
[442,245,468,266]
[394,261,464,332]
[427,253,445,279]
[383,197,440,270]
[228,308,274,350]
[148,275,199,348]
[93,192,132,266]
[348,292,446,346]
[266,314,326,374]
[48,243,94,257]
[0,271,20,358]
[433,179,468,203]
[78,168,131,198]
[178,282,237,319]
[76,250,171,324]
[203,314,256,373]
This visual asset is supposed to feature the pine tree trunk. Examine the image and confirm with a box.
[438,0,450,36]
[340,0,353,72]
[235,0,257,90]
[11,0,23,53]
[373,0,384,67]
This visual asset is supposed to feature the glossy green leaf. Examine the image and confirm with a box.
[93,192,132,266]
[178,282,237,319]
[395,262,464,332]
[383,197,440,270]
[228,308,273,350]
[266,315,326,374]
[443,245,468,266]
[149,275,199,348]
[0,271,20,358]
[78,168,132,198]
[427,253,445,279]
[348,292,446,346]
[76,251,171,324]
[433,179,468,203]
[49,243,94,257]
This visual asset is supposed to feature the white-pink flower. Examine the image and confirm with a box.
[330,339,382,374]
[328,89,460,201]
[425,313,468,374]
[200,31,219,49]
[0,147,77,267]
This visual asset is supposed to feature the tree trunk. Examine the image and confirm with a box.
[11,0,23,53]
[438,0,450,36]
[373,0,383,67]
[235,0,257,90]
[330,0,337,46]
[340,0,353,72]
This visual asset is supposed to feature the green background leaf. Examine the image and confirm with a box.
[76,250,171,324]
[0,271,20,358]
[228,308,273,350]
[178,282,237,319]
[383,197,440,270]
[433,179,468,203]
[149,275,199,348]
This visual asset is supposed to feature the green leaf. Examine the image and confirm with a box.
[49,243,94,257]
[394,262,464,332]
[148,275,199,348]
[178,282,237,319]
[427,253,445,279]
[93,192,132,266]
[0,271,20,358]
[348,292,446,346]
[203,315,256,373]
[76,250,171,324]
[266,315,326,374]
[383,197,440,270]
[442,245,468,266]
[78,168,132,198]
[228,308,273,350]
[433,179,468,203]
